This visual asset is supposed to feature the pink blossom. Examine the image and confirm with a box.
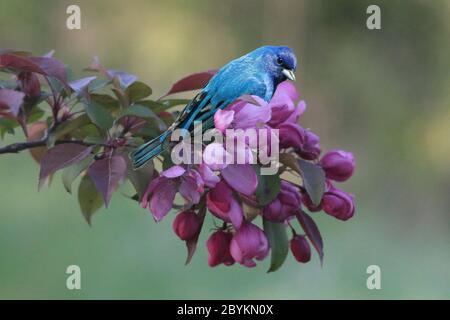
[206,230,235,267]
[263,181,302,222]
[206,181,244,228]
[322,186,355,221]
[230,222,269,268]
[141,165,204,221]
[320,150,355,182]
[172,210,202,241]
[202,143,258,196]
[290,235,311,263]
[296,130,321,160]
[268,81,305,127]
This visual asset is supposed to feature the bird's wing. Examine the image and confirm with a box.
[194,78,269,132]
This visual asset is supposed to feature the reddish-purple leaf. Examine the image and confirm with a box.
[185,205,206,265]
[18,71,41,98]
[39,143,93,188]
[0,89,25,116]
[296,210,324,266]
[88,155,127,206]
[0,54,67,84]
[160,70,217,99]
[0,54,40,72]
[0,49,31,56]
[28,56,67,83]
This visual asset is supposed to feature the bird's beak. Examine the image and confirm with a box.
[282,68,296,81]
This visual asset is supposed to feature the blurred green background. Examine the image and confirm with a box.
[1,0,449,299]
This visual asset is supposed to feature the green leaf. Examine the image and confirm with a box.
[78,174,103,225]
[48,114,90,146]
[125,154,154,200]
[82,135,105,145]
[90,93,120,111]
[159,99,191,108]
[0,118,18,136]
[116,104,158,120]
[62,154,94,193]
[242,202,260,221]
[255,166,281,206]
[26,107,45,123]
[88,78,111,92]
[125,81,152,102]
[162,150,174,170]
[263,220,289,273]
[297,159,325,206]
[84,101,114,130]
[138,100,167,113]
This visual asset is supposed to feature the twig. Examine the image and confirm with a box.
[0,138,109,155]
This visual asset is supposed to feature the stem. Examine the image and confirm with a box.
[0,138,109,155]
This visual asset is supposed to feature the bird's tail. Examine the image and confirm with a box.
[131,131,170,169]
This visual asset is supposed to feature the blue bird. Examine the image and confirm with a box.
[131,45,297,169]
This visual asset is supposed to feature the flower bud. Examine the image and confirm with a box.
[322,187,355,221]
[206,181,243,229]
[296,130,321,160]
[263,181,301,222]
[320,150,355,182]
[301,191,322,212]
[278,123,305,149]
[172,210,202,241]
[206,230,235,267]
[230,222,269,268]
[290,235,311,263]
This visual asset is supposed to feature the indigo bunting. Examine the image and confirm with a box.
[131,45,297,169]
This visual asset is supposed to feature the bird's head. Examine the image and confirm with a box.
[252,46,297,83]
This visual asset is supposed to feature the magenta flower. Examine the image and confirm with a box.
[197,163,220,188]
[206,180,244,228]
[301,190,323,212]
[296,130,321,160]
[320,150,355,182]
[172,210,202,241]
[136,79,356,270]
[290,235,311,263]
[141,165,204,221]
[206,230,235,267]
[214,97,271,133]
[278,122,305,149]
[229,222,269,268]
[268,81,305,127]
[322,186,355,221]
[263,180,302,222]
[202,143,258,196]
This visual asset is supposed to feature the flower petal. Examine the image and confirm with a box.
[234,101,271,129]
[214,109,235,133]
[160,165,186,178]
[221,164,258,196]
[149,180,177,221]
[203,143,229,170]
[197,163,220,188]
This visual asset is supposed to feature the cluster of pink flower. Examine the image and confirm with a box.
[140,82,355,269]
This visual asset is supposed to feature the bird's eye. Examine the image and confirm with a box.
[276,57,284,65]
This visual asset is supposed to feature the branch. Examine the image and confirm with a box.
[0,139,47,154]
[0,138,107,155]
